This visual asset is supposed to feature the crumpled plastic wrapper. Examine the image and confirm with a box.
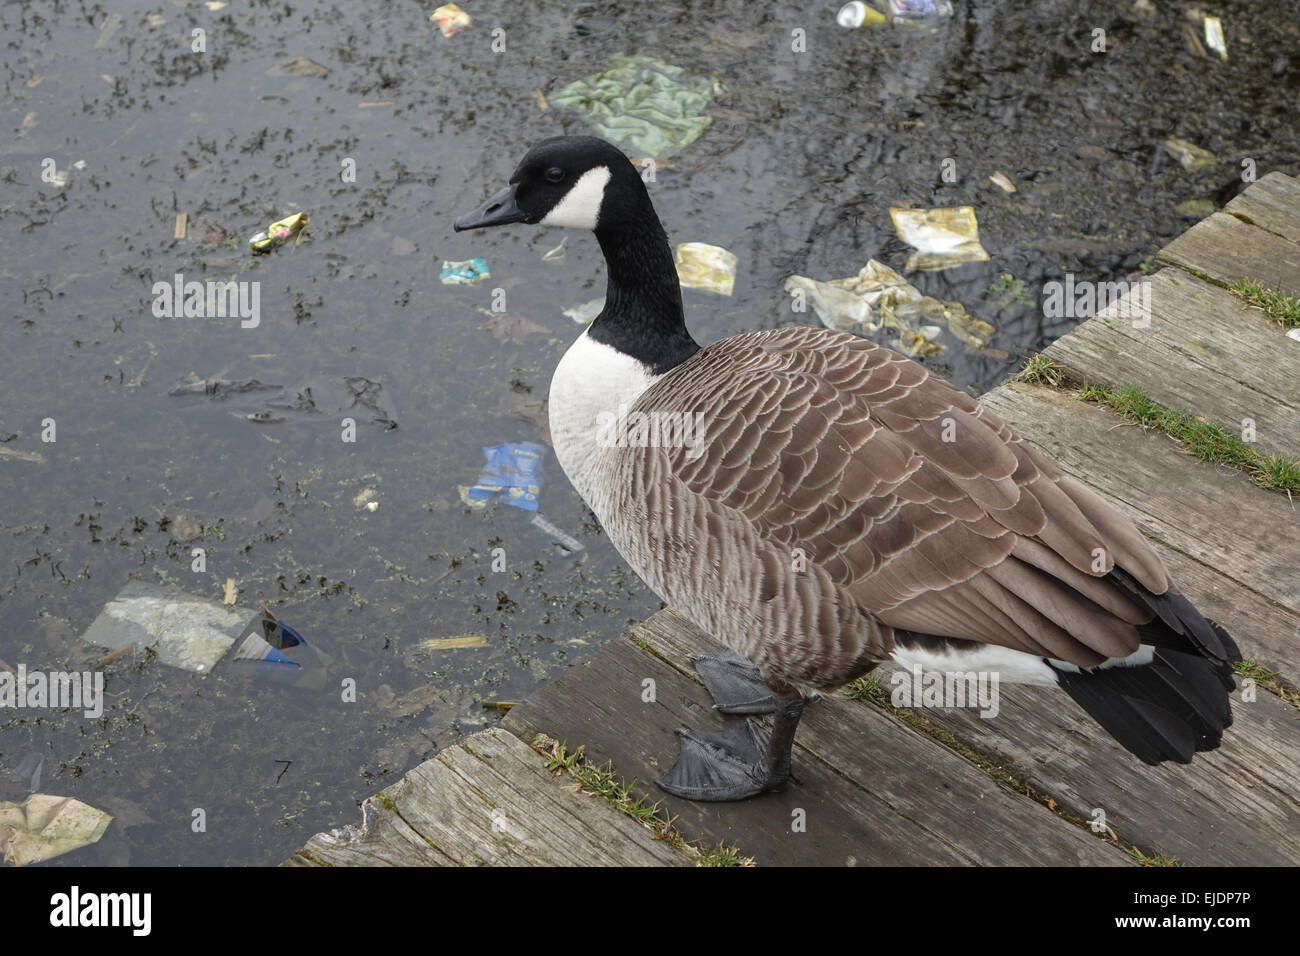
[431,3,471,37]
[675,242,737,295]
[1,795,113,866]
[548,54,714,160]
[784,259,995,357]
[889,206,990,271]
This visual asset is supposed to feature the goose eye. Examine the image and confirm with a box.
[545,167,565,184]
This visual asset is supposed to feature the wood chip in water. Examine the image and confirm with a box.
[419,635,490,650]
[223,578,238,605]
[0,446,45,464]
[94,643,136,668]
[174,213,187,239]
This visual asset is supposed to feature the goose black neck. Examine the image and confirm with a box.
[589,201,699,376]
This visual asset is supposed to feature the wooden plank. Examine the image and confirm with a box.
[1225,171,1300,244]
[1156,210,1300,294]
[505,614,1130,866]
[1041,268,1300,458]
[981,382,1300,683]
[287,728,691,866]
[874,663,1300,866]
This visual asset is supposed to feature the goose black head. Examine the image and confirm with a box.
[454,135,641,233]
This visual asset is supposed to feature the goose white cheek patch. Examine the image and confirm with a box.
[540,166,612,230]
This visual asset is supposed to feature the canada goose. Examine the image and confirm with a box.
[454,136,1240,801]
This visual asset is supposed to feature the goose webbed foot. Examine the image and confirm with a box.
[690,650,779,714]
[656,699,806,802]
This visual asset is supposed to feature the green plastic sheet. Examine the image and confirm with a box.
[549,54,713,160]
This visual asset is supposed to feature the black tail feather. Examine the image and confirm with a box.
[1050,570,1242,765]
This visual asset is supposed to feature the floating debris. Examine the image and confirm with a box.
[80,581,253,674]
[249,212,308,254]
[675,243,738,296]
[440,257,490,284]
[549,54,714,160]
[431,4,471,37]
[534,88,549,110]
[466,442,545,512]
[837,2,887,28]
[353,488,379,511]
[223,578,238,606]
[785,259,994,357]
[174,213,188,239]
[889,206,990,271]
[563,297,605,324]
[989,171,1017,193]
[1,795,112,866]
[541,236,567,261]
[1164,137,1217,172]
[418,635,491,650]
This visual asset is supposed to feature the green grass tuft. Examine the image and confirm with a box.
[1018,354,1065,387]
[1229,278,1300,328]
[1022,365,1300,495]
[542,739,754,867]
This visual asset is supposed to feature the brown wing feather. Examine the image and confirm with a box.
[620,326,1166,685]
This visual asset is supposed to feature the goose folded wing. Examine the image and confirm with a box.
[637,330,1170,668]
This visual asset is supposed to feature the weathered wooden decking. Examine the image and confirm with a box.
[290,172,1300,867]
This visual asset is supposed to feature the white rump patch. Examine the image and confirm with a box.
[540,166,612,230]
[888,642,1059,686]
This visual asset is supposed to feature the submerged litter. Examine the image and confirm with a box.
[440,257,490,284]
[1,794,112,866]
[466,442,545,512]
[431,4,471,37]
[1203,16,1228,59]
[785,259,994,357]
[249,212,308,254]
[549,54,714,160]
[531,512,586,555]
[675,243,738,296]
[888,0,954,22]
[889,206,990,271]
[15,754,43,792]
[563,297,605,324]
[231,607,332,690]
[1164,137,1217,172]
[267,56,330,78]
[80,580,253,674]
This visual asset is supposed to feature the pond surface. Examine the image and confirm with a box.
[1,0,1296,864]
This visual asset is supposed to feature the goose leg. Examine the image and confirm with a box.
[656,698,806,801]
[689,650,779,714]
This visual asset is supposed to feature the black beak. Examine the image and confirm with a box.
[454,184,527,231]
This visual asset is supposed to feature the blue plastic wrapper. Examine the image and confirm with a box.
[467,442,545,512]
[440,257,490,284]
[231,609,331,689]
